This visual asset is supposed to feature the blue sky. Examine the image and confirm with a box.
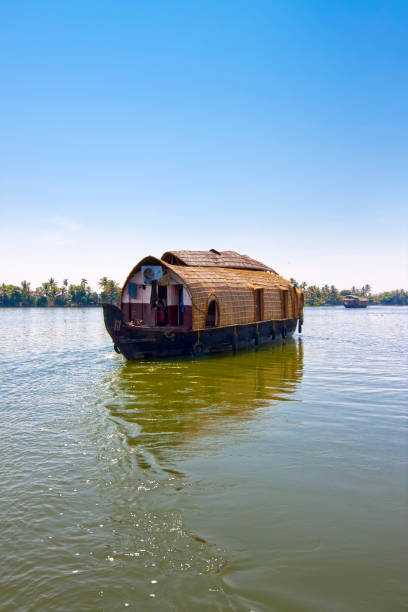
[1,0,407,291]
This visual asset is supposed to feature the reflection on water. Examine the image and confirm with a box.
[101,339,303,453]
[63,339,305,610]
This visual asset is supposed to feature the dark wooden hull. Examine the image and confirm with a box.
[102,303,300,360]
[344,303,368,308]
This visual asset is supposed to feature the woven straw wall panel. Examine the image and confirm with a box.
[292,288,300,319]
[263,289,282,320]
[288,286,296,314]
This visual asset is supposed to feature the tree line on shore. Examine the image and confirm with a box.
[0,278,121,307]
[290,281,408,306]
[0,278,407,307]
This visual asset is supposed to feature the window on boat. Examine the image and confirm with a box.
[205,298,218,328]
[281,288,289,319]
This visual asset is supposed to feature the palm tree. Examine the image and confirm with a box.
[49,284,58,304]
[20,280,31,306]
[60,279,68,295]
[99,276,108,290]
[99,278,121,304]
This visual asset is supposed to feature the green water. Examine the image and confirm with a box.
[1,307,407,611]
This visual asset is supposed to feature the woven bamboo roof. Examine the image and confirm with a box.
[162,250,276,273]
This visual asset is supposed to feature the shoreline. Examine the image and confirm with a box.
[0,304,407,310]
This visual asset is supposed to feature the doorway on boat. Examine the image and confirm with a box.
[167,284,185,326]
[255,288,264,321]
[156,285,167,326]
[176,284,184,326]
[205,297,219,328]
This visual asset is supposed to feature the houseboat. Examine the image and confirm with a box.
[343,295,368,308]
[102,250,304,359]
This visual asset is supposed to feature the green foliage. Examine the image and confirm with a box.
[98,277,121,304]
[374,289,408,305]
[302,284,343,306]
[0,277,120,307]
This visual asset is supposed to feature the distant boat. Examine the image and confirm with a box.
[343,295,368,308]
[102,249,304,359]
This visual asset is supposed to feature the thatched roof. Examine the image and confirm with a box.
[162,250,276,273]
[345,295,368,300]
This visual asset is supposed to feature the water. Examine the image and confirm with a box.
[0,306,407,612]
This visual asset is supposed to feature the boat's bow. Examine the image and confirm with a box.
[102,303,124,341]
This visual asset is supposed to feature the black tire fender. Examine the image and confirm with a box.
[192,342,204,357]
[113,344,121,354]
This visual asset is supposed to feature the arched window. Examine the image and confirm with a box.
[205,297,219,327]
